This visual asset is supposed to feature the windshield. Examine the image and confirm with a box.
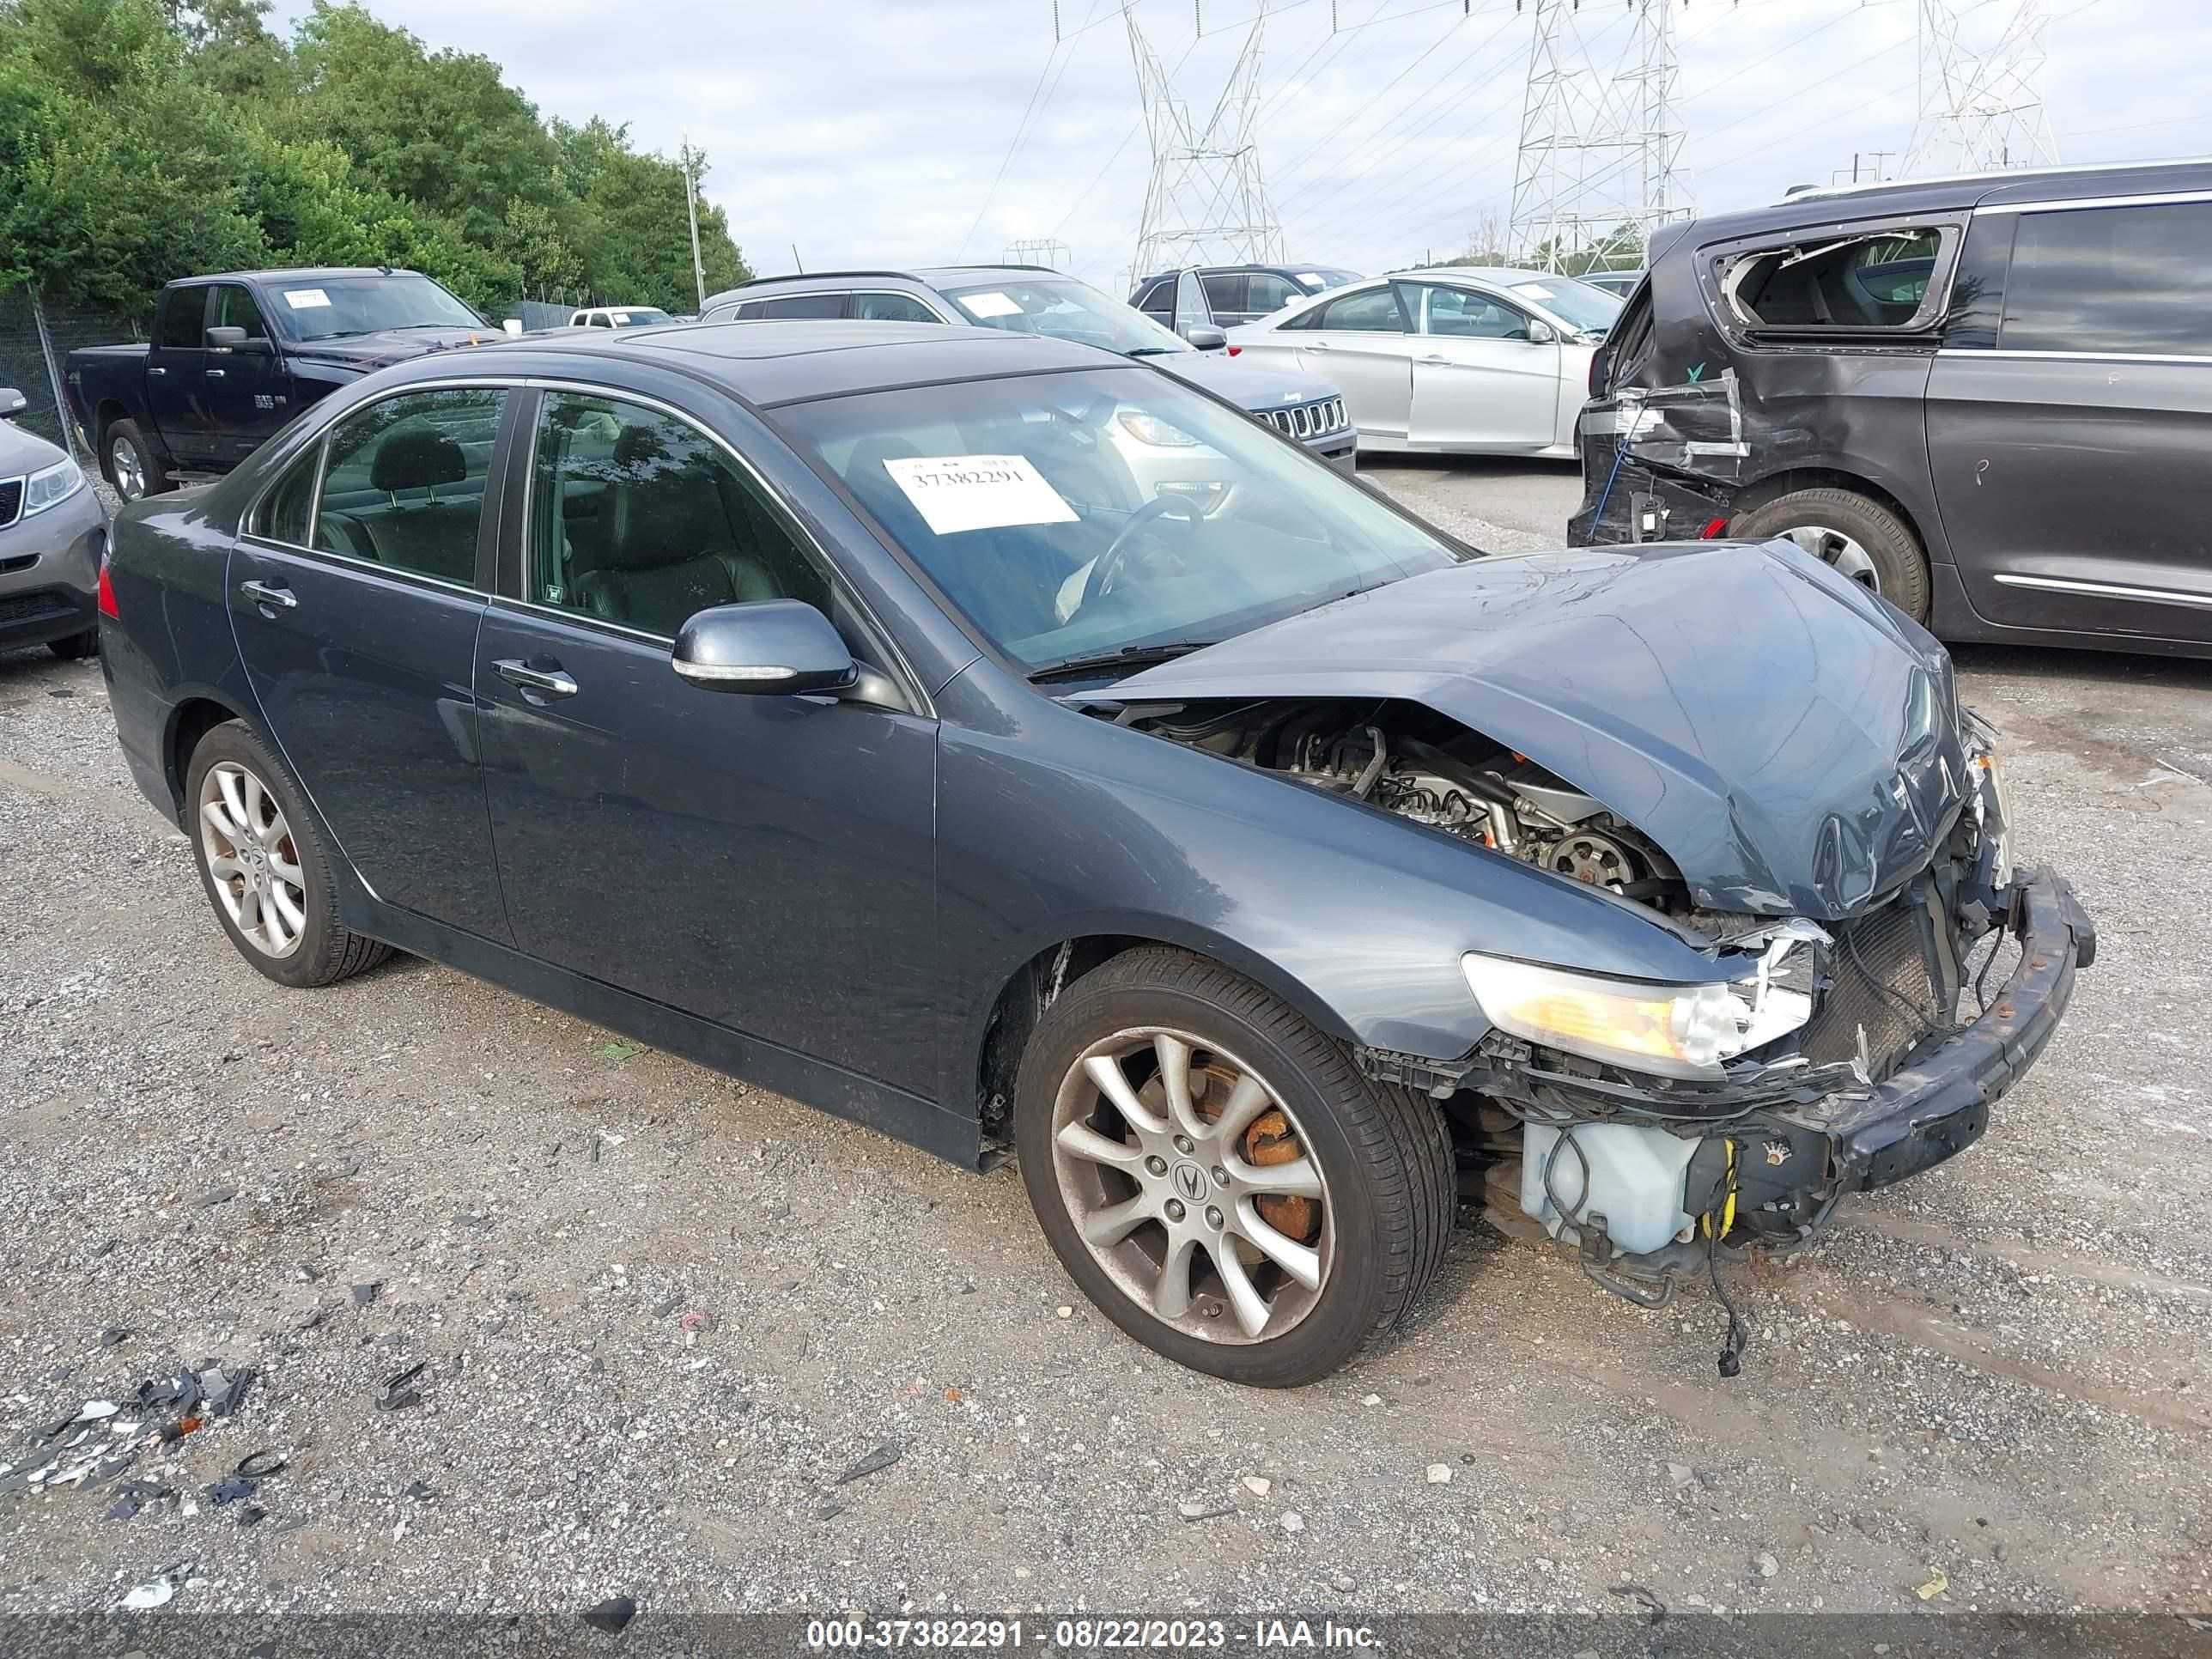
[937,277,1190,359]
[775,366,1468,675]
[272,275,486,341]
[609,308,674,327]
[1507,276,1623,336]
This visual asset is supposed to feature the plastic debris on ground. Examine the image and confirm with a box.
[17,1363,257,1512]
[375,1361,427,1412]
[120,1577,174,1610]
[833,1443,902,1486]
[582,1594,638,1633]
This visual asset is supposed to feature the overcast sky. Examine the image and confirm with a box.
[274,0,2209,296]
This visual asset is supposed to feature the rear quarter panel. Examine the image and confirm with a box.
[100,483,255,824]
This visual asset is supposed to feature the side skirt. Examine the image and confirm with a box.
[349,892,986,1172]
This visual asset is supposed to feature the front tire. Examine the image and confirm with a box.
[1014,946,1453,1386]
[1729,486,1931,623]
[184,720,390,988]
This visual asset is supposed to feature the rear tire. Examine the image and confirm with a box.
[184,720,391,989]
[1014,946,1454,1386]
[1730,486,1931,623]
[104,420,171,502]
[47,629,98,660]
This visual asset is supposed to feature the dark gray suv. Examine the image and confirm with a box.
[1572,157,2212,658]
[702,266,1356,470]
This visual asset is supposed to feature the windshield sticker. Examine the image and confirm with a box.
[1511,283,1555,301]
[883,455,1079,537]
[1296,272,1323,286]
[956,291,1024,319]
[282,288,332,310]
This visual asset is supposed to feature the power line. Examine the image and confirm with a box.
[958,5,1104,258]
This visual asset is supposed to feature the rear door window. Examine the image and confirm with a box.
[1312,286,1408,332]
[759,294,848,319]
[1718,226,1954,332]
[1134,278,1174,323]
[1999,198,2212,356]
[311,388,504,585]
[157,290,209,349]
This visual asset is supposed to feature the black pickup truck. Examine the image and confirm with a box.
[66,267,503,501]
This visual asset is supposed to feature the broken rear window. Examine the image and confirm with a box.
[1720,228,1949,332]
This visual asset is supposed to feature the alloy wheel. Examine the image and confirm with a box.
[198,761,307,959]
[109,434,146,501]
[1050,1027,1334,1345]
[1781,523,1881,593]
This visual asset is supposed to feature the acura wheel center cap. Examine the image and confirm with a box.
[1172,1161,1207,1203]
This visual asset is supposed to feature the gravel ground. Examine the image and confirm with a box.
[1,468,2207,1623]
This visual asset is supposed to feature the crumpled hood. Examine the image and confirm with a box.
[286,327,496,371]
[1152,349,1340,415]
[1109,539,1967,920]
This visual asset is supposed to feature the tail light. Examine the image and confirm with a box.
[1698,517,1730,540]
[96,550,118,619]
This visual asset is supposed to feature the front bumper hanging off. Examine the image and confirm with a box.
[1819,866,2092,1194]
[1468,866,2094,1291]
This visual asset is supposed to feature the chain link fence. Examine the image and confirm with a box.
[0,289,143,460]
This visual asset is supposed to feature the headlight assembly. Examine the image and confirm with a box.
[1115,408,1202,447]
[1462,951,1813,1082]
[21,457,85,518]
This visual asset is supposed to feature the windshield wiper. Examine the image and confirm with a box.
[1029,640,1216,683]
[1125,345,1183,357]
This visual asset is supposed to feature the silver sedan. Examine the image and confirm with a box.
[1223,267,1622,459]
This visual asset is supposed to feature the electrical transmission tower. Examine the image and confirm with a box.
[1127,2,1283,278]
[1005,237,1073,269]
[1508,0,1686,274]
[1904,0,2057,176]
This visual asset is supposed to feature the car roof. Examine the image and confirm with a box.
[702,265,1066,306]
[179,267,426,286]
[1678,156,2212,246]
[1382,265,1565,285]
[434,318,1117,407]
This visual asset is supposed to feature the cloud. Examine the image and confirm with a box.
[273,0,2209,292]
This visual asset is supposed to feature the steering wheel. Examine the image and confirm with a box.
[1081,495,1200,611]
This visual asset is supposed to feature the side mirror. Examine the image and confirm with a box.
[206,326,271,354]
[672,599,857,696]
[1525,319,1559,346]
[0,387,25,420]
[1183,325,1228,351]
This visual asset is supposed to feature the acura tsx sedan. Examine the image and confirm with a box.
[99,319,2093,1386]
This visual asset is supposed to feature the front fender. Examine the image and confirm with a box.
[934,677,1729,1103]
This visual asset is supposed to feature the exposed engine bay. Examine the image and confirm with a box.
[1123,696,1693,915]
[1112,690,2081,1376]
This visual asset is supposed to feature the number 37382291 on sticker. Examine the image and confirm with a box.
[881,453,1079,538]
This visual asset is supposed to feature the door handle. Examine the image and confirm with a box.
[1304,340,1333,351]
[493,658,580,699]
[148,366,167,377]
[1419,354,1451,365]
[206,368,227,380]
[239,579,297,611]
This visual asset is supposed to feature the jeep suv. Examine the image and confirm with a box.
[702,267,1356,471]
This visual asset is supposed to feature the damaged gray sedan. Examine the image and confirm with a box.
[104,325,2092,1388]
